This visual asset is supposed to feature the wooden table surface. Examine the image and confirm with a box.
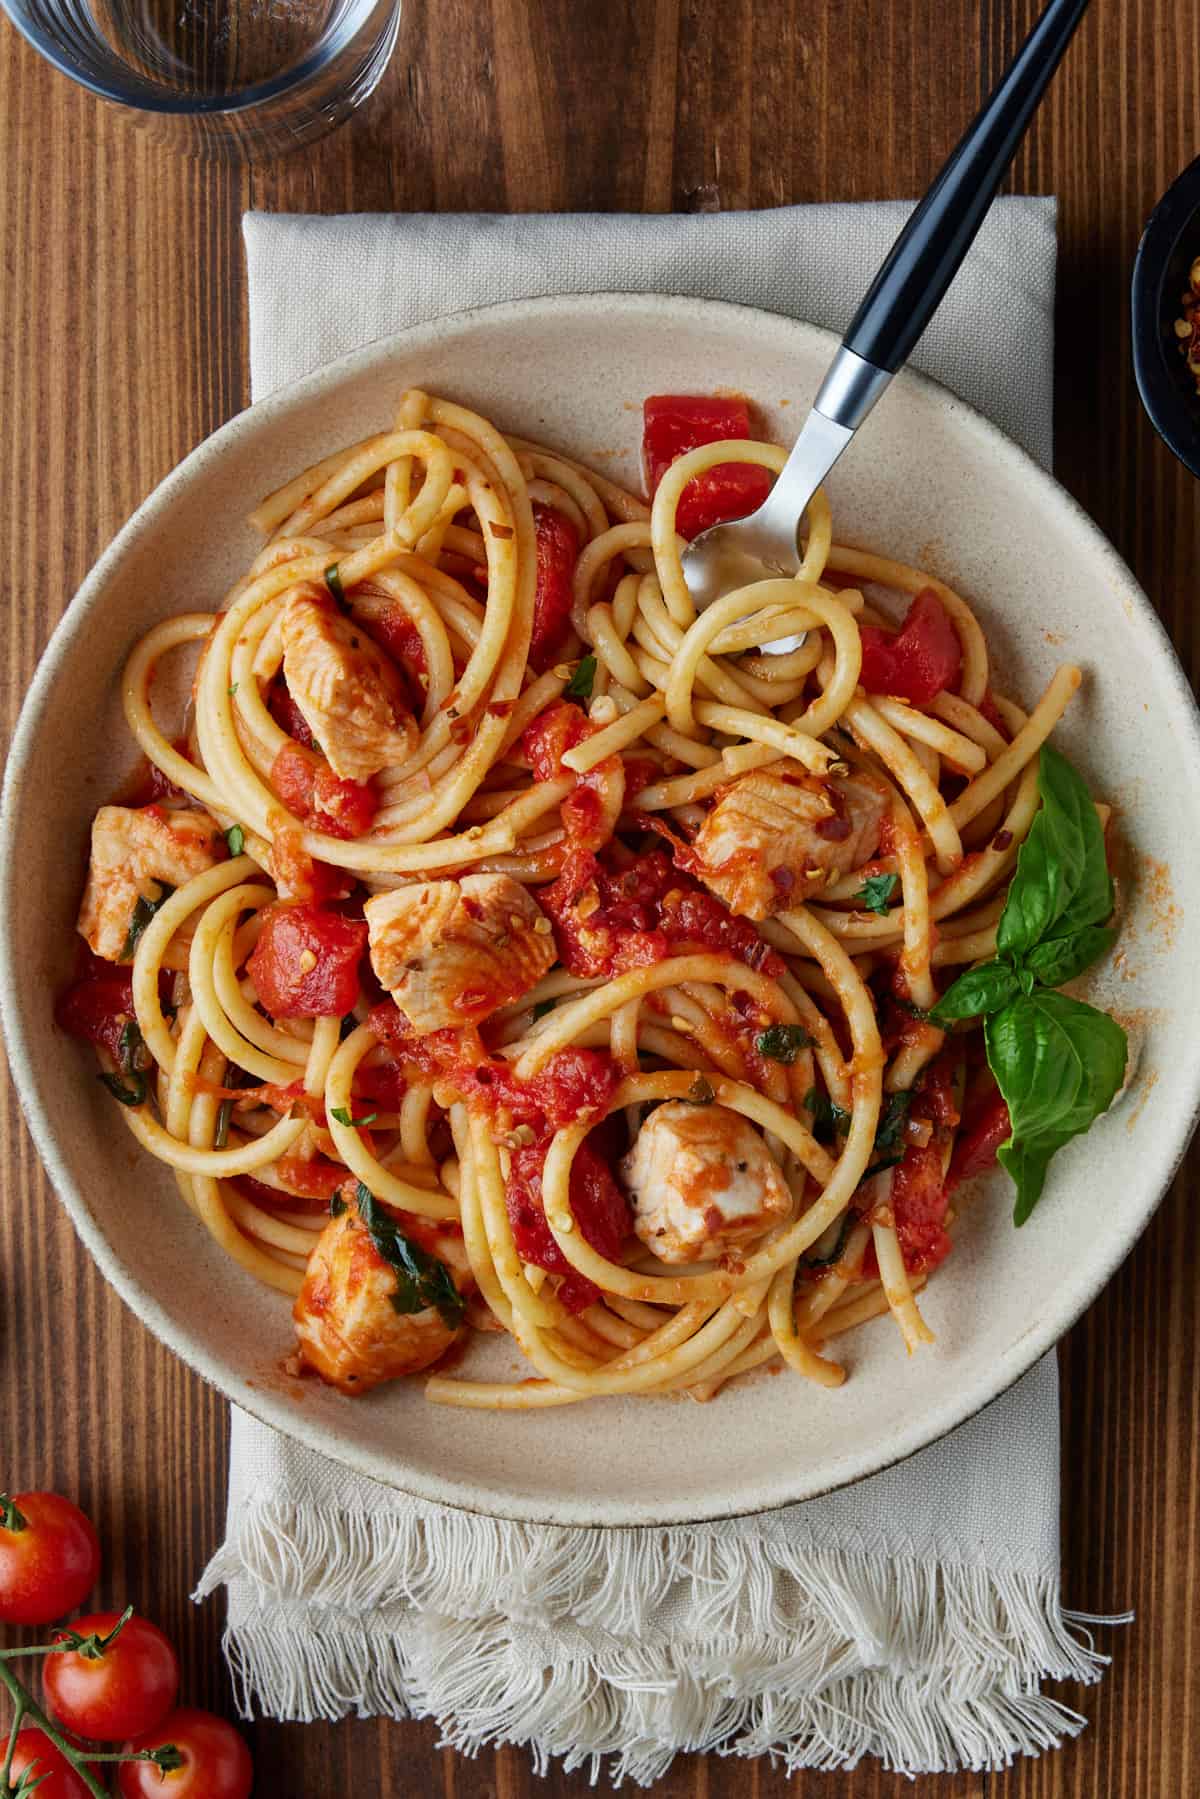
[1,1,1197,1793]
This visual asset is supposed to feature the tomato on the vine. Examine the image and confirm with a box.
[117,1709,254,1798]
[43,1611,179,1743]
[0,1492,100,1625]
[5,1728,93,1799]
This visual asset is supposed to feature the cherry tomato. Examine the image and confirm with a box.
[43,1611,179,1743]
[0,1491,100,1625]
[5,1729,93,1799]
[118,1709,253,1799]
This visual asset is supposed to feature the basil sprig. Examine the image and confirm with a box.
[756,1023,810,1063]
[564,655,596,700]
[356,1184,464,1329]
[121,883,175,961]
[930,746,1126,1224]
[855,872,899,915]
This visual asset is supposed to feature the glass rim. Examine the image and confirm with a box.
[0,0,393,115]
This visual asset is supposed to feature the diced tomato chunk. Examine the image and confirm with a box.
[890,1140,952,1274]
[271,741,377,841]
[521,700,618,854]
[247,903,368,1019]
[642,394,772,540]
[506,1136,631,1313]
[275,1152,351,1201]
[267,674,316,749]
[946,1077,1012,1194]
[235,1172,335,1217]
[360,606,428,709]
[55,955,136,1064]
[522,701,592,780]
[529,505,580,673]
[858,589,962,705]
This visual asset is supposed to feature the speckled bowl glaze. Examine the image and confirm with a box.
[3,294,1198,1527]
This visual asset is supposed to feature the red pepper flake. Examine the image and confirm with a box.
[769,866,796,892]
[487,700,515,718]
[487,521,515,540]
[991,829,1014,851]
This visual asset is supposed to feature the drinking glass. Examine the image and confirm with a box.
[0,0,402,157]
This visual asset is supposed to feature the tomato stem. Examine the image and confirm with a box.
[0,1498,27,1535]
[0,1657,109,1799]
[2,1698,26,1786]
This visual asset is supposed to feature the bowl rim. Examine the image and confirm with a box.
[0,0,393,116]
[1131,151,1200,477]
[4,289,1199,1526]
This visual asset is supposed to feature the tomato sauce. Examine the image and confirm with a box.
[506,1135,629,1313]
[538,845,782,981]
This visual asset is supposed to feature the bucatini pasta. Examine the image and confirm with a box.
[55,387,1122,1409]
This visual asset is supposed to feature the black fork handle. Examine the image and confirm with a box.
[843,0,1090,374]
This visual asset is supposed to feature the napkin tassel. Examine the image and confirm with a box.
[197,1492,1124,1781]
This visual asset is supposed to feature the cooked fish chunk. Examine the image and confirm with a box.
[365,873,556,1033]
[78,804,224,962]
[279,582,416,782]
[294,1206,465,1395]
[619,1100,793,1264]
[692,767,888,919]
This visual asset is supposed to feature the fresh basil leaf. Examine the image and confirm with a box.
[356,1186,464,1328]
[803,1212,853,1268]
[564,655,596,699]
[214,1097,233,1149]
[997,746,1112,960]
[121,884,175,961]
[118,1019,149,1076]
[225,823,245,857]
[985,990,1127,1225]
[873,1090,911,1154]
[325,563,347,609]
[804,1086,851,1141]
[330,1193,347,1217]
[1025,924,1118,990]
[330,1106,378,1128]
[99,1070,146,1108]
[756,1023,811,1063]
[929,959,1021,1023]
[854,872,899,916]
[860,1090,913,1176]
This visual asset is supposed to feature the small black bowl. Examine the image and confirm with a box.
[1132,153,1200,477]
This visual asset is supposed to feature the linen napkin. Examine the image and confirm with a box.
[198,199,1116,1785]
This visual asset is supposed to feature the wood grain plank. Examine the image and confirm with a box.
[1,0,1198,1793]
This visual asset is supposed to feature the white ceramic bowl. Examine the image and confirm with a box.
[3,294,1197,1526]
